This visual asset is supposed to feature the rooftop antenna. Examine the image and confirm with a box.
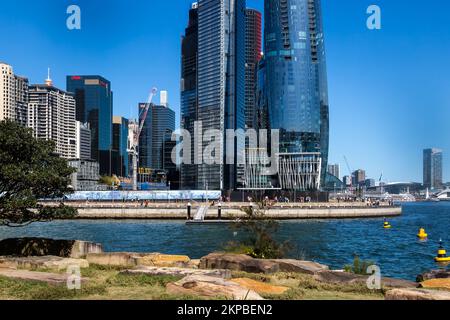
[45,67,53,86]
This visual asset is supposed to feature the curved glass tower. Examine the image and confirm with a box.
[264,0,329,186]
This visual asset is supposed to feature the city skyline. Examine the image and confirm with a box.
[0,0,449,182]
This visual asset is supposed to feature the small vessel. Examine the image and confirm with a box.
[435,240,450,263]
[417,228,428,239]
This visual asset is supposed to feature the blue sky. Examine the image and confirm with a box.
[0,0,449,183]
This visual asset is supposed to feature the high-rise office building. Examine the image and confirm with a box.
[180,0,246,191]
[76,121,92,160]
[180,3,199,190]
[264,0,329,189]
[112,116,129,177]
[423,148,443,189]
[28,78,77,159]
[244,8,262,130]
[327,164,340,179]
[0,62,28,126]
[67,75,113,175]
[138,103,175,172]
[352,169,366,187]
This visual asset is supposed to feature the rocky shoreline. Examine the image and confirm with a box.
[0,237,448,300]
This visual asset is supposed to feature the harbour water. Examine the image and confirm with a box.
[0,202,449,280]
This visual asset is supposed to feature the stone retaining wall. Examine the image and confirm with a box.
[74,206,402,220]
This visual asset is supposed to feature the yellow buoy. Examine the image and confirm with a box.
[417,228,428,239]
[435,240,450,262]
[383,221,392,229]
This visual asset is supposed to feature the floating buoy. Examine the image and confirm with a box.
[417,228,428,239]
[383,220,392,229]
[435,240,450,263]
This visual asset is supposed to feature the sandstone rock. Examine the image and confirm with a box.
[420,279,450,290]
[268,259,329,275]
[86,252,138,267]
[135,254,191,268]
[385,288,450,300]
[230,278,289,295]
[0,256,89,270]
[121,266,231,279]
[0,238,103,258]
[0,269,88,285]
[417,270,450,282]
[200,253,279,274]
[314,270,417,288]
[166,275,263,300]
[187,259,201,269]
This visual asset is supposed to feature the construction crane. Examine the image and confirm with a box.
[129,87,158,191]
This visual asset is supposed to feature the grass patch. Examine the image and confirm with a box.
[106,273,182,287]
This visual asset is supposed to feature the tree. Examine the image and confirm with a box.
[225,199,293,259]
[0,120,77,227]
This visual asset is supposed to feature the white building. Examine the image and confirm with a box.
[0,62,29,126]
[76,121,92,160]
[27,75,77,159]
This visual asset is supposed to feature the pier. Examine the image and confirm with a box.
[46,202,402,220]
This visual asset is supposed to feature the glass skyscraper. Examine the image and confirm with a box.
[67,76,113,176]
[180,4,199,190]
[423,148,443,190]
[181,0,246,191]
[264,0,330,187]
[138,103,175,172]
[112,116,129,178]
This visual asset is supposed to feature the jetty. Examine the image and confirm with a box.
[43,201,402,221]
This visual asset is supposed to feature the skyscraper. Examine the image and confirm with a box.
[423,148,443,189]
[112,116,129,177]
[67,76,113,175]
[138,103,175,172]
[244,8,262,130]
[327,164,340,179]
[28,79,77,159]
[180,3,199,190]
[76,121,92,160]
[181,0,246,191]
[264,0,329,189]
[0,62,28,126]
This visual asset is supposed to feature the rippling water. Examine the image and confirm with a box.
[1,202,449,280]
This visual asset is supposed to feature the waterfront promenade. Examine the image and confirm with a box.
[45,201,402,220]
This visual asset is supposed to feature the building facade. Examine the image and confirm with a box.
[27,83,77,159]
[68,159,100,191]
[244,8,262,130]
[112,116,129,178]
[327,164,340,179]
[180,3,199,190]
[180,0,246,191]
[352,169,366,187]
[423,148,443,189]
[76,121,92,160]
[0,62,28,126]
[138,103,175,172]
[264,0,330,189]
[67,76,113,175]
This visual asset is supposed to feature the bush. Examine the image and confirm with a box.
[224,202,293,259]
[344,255,375,275]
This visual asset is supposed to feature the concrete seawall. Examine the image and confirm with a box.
[72,205,402,220]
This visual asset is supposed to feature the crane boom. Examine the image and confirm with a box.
[131,87,158,191]
[137,87,158,140]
